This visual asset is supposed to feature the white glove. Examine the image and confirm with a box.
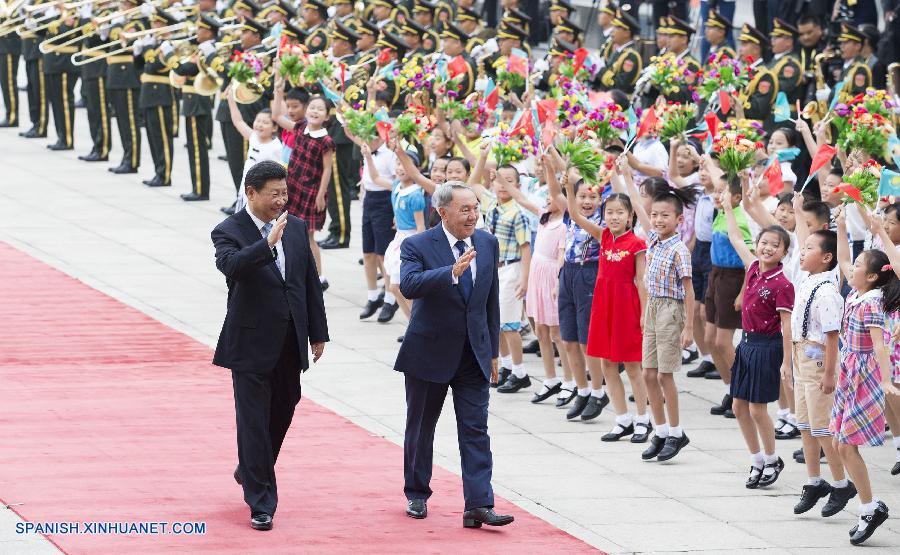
[159,40,174,55]
[468,44,484,59]
[474,77,487,92]
[532,58,549,73]
[482,38,499,56]
[140,3,154,18]
[216,0,228,13]
[111,15,125,25]
[25,18,38,29]
[78,3,93,19]
[43,6,60,18]
[815,88,831,102]
[199,39,216,56]
[327,6,336,17]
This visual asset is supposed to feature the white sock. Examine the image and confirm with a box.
[669,426,683,438]
[893,435,900,448]
[558,380,577,398]
[577,387,591,397]
[367,289,380,302]
[776,408,789,420]
[656,423,669,438]
[833,478,848,488]
[859,500,879,515]
[383,291,396,304]
[319,275,327,283]
[635,413,650,424]
[752,452,765,469]
[543,377,562,387]
[512,364,527,378]
[787,413,798,426]
[590,387,606,399]
[702,354,713,362]
[807,476,823,486]
[500,355,512,368]
[615,413,633,426]
[764,453,779,465]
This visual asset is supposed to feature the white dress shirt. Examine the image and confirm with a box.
[443,224,476,285]
[247,207,286,280]
[360,147,398,192]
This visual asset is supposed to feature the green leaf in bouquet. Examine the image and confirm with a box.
[556,138,605,184]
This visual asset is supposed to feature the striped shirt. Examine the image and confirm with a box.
[644,230,692,299]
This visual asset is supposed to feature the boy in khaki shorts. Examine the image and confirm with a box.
[627,179,696,463]
[789,229,857,517]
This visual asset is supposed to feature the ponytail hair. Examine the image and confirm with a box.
[645,178,699,215]
[862,249,900,313]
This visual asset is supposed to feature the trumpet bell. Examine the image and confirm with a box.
[233,81,263,104]
[801,100,821,121]
[192,72,219,96]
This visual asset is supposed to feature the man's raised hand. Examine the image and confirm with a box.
[452,247,477,278]
[268,212,288,247]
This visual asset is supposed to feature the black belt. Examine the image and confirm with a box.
[498,258,521,268]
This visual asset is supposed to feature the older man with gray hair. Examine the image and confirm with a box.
[393,181,514,529]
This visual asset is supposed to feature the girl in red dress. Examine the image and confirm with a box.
[570,191,651,443]
[284,95,334,287]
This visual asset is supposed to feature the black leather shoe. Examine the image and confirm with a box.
[109,164,138,174]
[710,394,732,416]
[775,422,800,439]
[631,421,653,443]
[250,513,273,531]
[555,386,577,407]
[704,369,721,379]
[491,367,511,388]
[757,457,785,487]
[724,408,736,419]
[318,236,350,249]
[497,374,531,393]
[641,435,666,460]
[892,460,900,476]
[47,141,73,151]
[566,394,589,420]
[406,499,427,519]
[78,152,107,162]
[522,339,540,354]
[181,192,209,201]
[793,448,804,462]
[233,465,242,485]
[580,394,609,421]
[687,360,716,378]
[794,481,832,514]
[531,381,562,403]
[146,179,171,187]
[462,507,514,528]
[745,466,763,489]
[0,119,15,127]
[822,481,857,517]
[602,423,634,442]
[20,128,46,138]
[377,301,399,323]
[682,349,699,364]
[320,279,329,292]
[360,298,384,319]
[656,433,690,461]
[850,501,889,545]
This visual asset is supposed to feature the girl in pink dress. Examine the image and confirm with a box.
[526,197,573,405]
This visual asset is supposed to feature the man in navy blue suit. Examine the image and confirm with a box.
[395,182,515,528]
[212,161,329,531]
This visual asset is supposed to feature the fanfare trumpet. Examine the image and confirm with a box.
[38,0,143,53]
[71,20,193,65]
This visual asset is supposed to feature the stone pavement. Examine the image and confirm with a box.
[1,106,900,555]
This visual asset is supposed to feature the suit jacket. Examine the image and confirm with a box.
[212,210,329,373]
[394,226,500,383]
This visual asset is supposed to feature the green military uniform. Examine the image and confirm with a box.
[742,60,778,121]
[834,24,872,100]
[441,23,477,99]
[18,17,47,137]
[596,10,642,95]
[41,13,78,149]
[657,17,700,105]
[703,8,736,69]
[373,32,407,109]
[0,24,22,126]
[303,0,331,54]
[106,13,147,172]
[766,18,804,120]
[78,12,112,161]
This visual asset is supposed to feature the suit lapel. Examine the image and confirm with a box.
[236,210,284,283]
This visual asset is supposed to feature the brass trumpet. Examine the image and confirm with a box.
[38,1,145,53]
[71,22,194,66]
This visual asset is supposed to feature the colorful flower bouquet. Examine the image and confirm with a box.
[712,123,764,178]
[277,42,306,86]
[342,108,377,142]
[556,137,606,184]
[496,69,526,94]
[695,55,752,103]
[491,122,537,166]
[650,55,691,97]
[557,51,593,83]
[394,105,434,143]
[228,50,265,83]
[437,97,478,125]
[580,101,629,144]
[394,57,437,94]
[658,102,697,142]
[833,92,896,157]
[837,160,882,207]
[301,52,335,85]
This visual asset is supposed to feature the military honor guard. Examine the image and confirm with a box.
[78,2,112,162]
[704,8,736,66]
[0,8,21,128]
[410,1,441,54]
[738,24,777,123]
[767,19,804,111]
[596,8,642,95]
[18,6,49,139]
[302,0,330,54]
[105,0,147,174]
[455,7,486,55]
[41,5,79,150]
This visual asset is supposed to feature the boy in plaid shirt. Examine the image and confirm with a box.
[624,159,697,462]
[478,165,532,392]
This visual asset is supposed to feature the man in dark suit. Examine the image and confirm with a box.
[211,161,329,531]
[395,182,514,529]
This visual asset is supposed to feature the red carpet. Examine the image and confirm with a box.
[0,242,599,554]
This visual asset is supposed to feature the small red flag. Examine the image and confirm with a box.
[484,86,500,111]
[507,54,528,77]
[704,112,721,139]
[834,183,863,203]
[718,90,731,114]
[572,47,589,75]
[809,144,837,176]
[511,110,534,137]
[448,55,469,78]
[764,160,784,196]
[541,119,557,147]
[377,47,392,66]
[536,99,558,124]
[376,121,392,143]
[637,108,658,138]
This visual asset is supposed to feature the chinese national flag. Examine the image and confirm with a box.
[511,110,534,137]
[834,183,863,203]
[536,99,558,124]
[572,47,589,75]
[507,53,528,77]
[541,119,557,147]
[704,112,721,139]
[448,55,469,78]
[484,86,500,110]
[718,90,731,114]
[376,121,392,143]
[765,160,784,196]
[809,144,837,176]
[636,108,658,138]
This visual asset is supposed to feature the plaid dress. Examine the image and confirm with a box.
[830,289,887,446]
[285,122,334,231]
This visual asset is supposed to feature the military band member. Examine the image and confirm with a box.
[260,0,295,26]
[859,24,886,89]
[796,14,828,105]
[738,24,777,123]
[550,0,575,27]
[331,0,361,32]
[231,0,261,22]
[486,23,528,97]
[410,2,441,54]
[105,0,147,174]
[704,8,735,67]
[137,8,180,187]
[370,0,399,35]
[767,19,804,109]
[594,1,617,60]
[554,17,583,49]
[827,23,872,101]
[502,6,530,37]
[659,17,700,105]
[18,4,48,138]
[596,9,642,95]
[42,5,79,150]
[77,2,112,162]
[0,10,22,127]
[400,18,431,59]
[372,31,406,109]
[167,14,220,201]
[455,7,486,55]
[320,21,361,250]
[441,22,476,98]
[302,0,330,54]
